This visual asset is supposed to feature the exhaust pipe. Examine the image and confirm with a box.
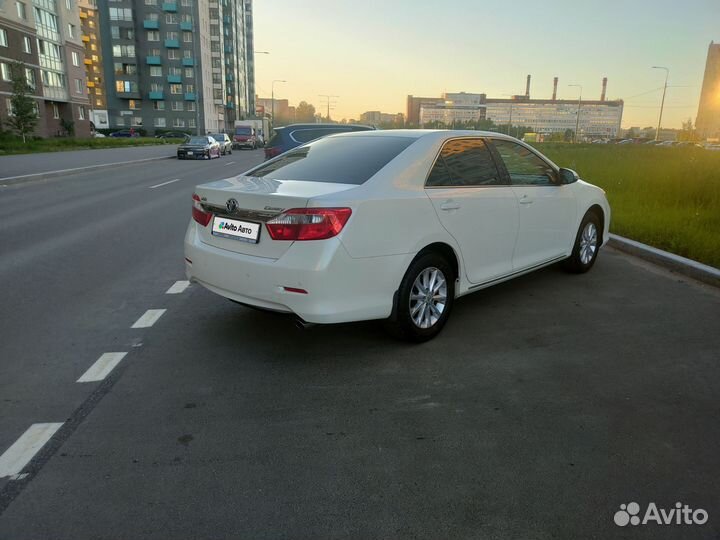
[294,318,316,330]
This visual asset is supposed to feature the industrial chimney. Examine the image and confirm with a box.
[601,77,607,101]
[552,77,558,100]
[525,74,531,98]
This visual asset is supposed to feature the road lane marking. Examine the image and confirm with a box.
[166,280,190,294]
[0,423,64,478]
[77,352,128,383]
[149,178,181,189]
[224,161,236,166]
[131,309,166,328]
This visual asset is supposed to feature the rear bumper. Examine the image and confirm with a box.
[232,140,255,148]
[184,222,410,324]
[177,149,208,159]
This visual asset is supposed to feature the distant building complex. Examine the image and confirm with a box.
[359,110,403,126]
[696,41,720,141]
[0,0,91,137]
[408,76,624,140]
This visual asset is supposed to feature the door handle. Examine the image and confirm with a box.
[519,196,534,205]
[440,201,461,211]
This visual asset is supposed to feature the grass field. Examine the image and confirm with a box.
[535,143,720,268]
[0,136,183,155]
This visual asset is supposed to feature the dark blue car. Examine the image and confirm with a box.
[264,123,375,160]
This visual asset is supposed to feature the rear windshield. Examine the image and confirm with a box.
[188,137,208,144]
[235,127,252,135]
[210,134,225,141]
[246,136,415,185]
[267,129,283,147]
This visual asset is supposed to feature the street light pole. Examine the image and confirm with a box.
[652,66,669,141]
[569,84,583,143]
[271,79,286,127]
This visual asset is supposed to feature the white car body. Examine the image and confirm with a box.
[185,130,610,327]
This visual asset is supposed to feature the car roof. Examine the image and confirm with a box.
[277,123,375,130]
[321,129,526,142]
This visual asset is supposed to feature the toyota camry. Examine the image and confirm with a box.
[185,130,610,341]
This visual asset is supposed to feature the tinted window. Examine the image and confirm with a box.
[210,133,225,141]
[188,137,208,144]
[492,139,556,186]
[291,128,350,143]
[426,138,501,187]
[267,130,283,146]
[246,136,415,185]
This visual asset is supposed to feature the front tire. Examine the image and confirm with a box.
[385,253,455,342]
[563,211,601,273]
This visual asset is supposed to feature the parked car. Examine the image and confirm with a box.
[264,123,376,160]
[704,144,720,151]
[156,132,189,140]
[209,133,233,155]
[109,130,140,138]
[177,136,221,160]
[232,126,259,150]
[185,130,610,341]
[93,132,106,138]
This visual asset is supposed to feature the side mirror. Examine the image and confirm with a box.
[559,168,579,184]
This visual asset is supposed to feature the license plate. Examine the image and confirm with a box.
[211,216,261,243]
[187,151,193,155]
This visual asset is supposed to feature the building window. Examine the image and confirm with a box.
[78,106,85,120]
[145,0,157,4]
[166,31,178,40]
[183,49,192,58]
[0,29,8,47]
[180,0,192,5]
[0,63,11,81]
[153,100,165,110]
[170,84,182,94]
[147,30,159,41]
[184,68,193,78]
[168,67,181,76]
[72,51,80,66]
[22,36,31,53]
[112,44,135,57]
[67,23,75,38]
[167,49,179,59]
[115,80,138,93]
[109,7,132,21]
[185,84,193,93]
[149,66,162,77]
[150,83,163,92]
[66,0,72,9]
[182,32,192,42]
[16,1,26,19]
[171,100,183,111]
[25,67,35,88]
[166,14,177,24]
[153,117,166,127]
[53,103,60,119]
[132,116,141,126]
[188,118,195,128]
[173,117,185,127]
[186,101,195,111]
[75,78,83,93]
[146,13,159,21]
[128,99,140,110]
[111,26,119,39]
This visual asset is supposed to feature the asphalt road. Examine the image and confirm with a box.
[0,151,719,539]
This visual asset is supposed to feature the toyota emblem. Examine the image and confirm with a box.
[226,198,238,213]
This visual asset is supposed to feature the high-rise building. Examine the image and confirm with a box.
[1,0,91,137]
[78,0,107,131]
[696,41,720,141]
[97,0,254,135]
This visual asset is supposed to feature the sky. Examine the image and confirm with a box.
[253,0,720,129]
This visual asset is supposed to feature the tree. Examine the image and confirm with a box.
[295,101,316,123]
[678,118,698,142]
[7,62,38,142]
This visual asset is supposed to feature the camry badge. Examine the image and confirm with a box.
[226,198,238,213]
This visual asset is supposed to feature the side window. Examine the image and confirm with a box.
[492,139,557,186]
[426,138,502,187]
[291,128,350,143]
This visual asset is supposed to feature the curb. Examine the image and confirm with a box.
[0,155,175,186]
[608,234,720,288]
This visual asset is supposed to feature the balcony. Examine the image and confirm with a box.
[162,2,177,12]
[224,45,233,53]
[164,39,179,48]
[146,56,162,65]
[81,35,90,42]
[149,91,164,100]
[143,20,159,29]
[180,21,192,31]
[87,81,95,88]
[167,74,181,83]
[84,58,92,65]
[181,57,194,66]
[184,92,196,101]
[226,101,235,109]
[225,73,234,81]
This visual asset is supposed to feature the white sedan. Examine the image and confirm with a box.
[185,130,610,341]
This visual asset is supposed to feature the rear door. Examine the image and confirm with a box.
[424,138,519,284]
[489,139,576,270]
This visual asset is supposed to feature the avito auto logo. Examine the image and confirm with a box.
[614,502,708,527]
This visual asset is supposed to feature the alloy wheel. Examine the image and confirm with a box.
[409,267,448,329]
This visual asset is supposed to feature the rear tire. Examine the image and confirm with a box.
[563,211,601,273]
[385,253,455,342]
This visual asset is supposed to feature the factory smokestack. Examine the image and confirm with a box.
[525,74,531,98]
[601,77,607,101]
[552,77,558,100]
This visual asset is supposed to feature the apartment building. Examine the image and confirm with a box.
[696,41,720,141]
[77,0,106,130]
[1,0,91,137]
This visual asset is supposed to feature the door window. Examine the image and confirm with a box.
[491,139,557,186]
[426,138,502,187]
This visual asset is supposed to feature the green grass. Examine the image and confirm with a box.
[0,136,184,155]
[535,143,720,268]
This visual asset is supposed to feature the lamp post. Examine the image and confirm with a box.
[568,84,583,143]
[652,66,669,141]
[271,79,286,126]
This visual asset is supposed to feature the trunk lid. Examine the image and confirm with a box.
[195,175,356,259]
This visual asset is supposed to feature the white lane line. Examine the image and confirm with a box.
[224,161,236,166]
[77,352,128,383]
[166,280,190,294]
[0,423,63,478]
[131,309,166,328]
[149,178,181,189]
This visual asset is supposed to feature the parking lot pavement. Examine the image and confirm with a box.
[1,199,719,540]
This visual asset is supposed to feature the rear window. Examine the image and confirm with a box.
[290,128,350,143]
[235,126,252,135]
[246,136,415,185]
[210,134,225,141]
[188,137,208,144]
[267,129,283,147]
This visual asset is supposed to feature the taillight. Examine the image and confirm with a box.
[192,193,212,226]
[265,147,281,159]
[265,208,352,241]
